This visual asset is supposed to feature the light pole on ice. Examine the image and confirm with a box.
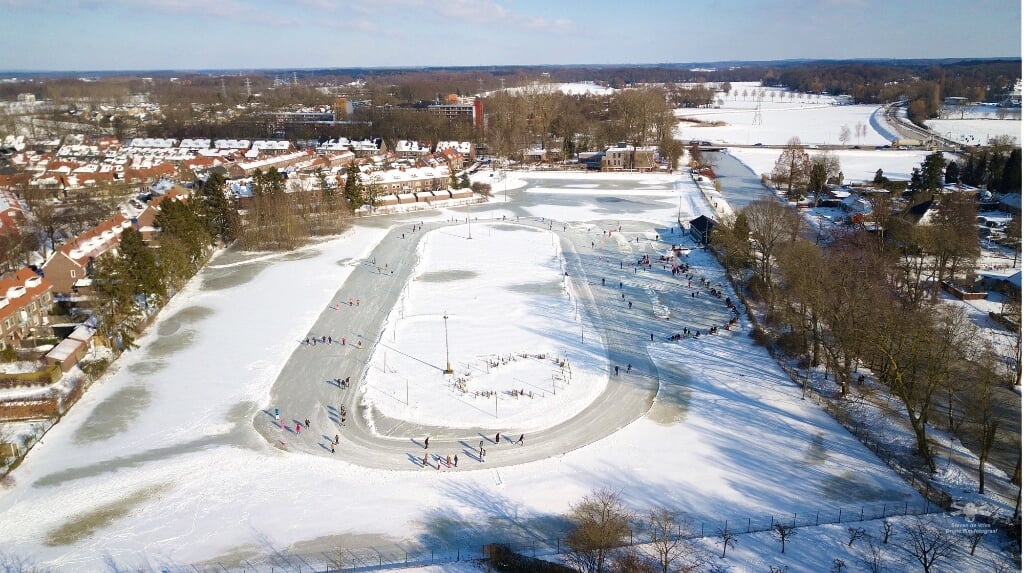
[443,312,453,375]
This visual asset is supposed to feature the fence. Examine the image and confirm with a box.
[181,500,941,572]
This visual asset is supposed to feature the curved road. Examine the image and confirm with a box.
[254,209,735,471]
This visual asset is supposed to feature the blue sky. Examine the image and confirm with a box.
[0,0,1020,71]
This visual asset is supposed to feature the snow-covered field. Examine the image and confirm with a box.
[675,83,891,147]
[925,117,1021,146]
[726,147,938,183]
[364,223,607,430]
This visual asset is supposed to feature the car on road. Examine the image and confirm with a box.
[753,143,763,147]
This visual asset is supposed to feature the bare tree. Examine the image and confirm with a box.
[897,518,957,573]
[881,520,894,544]
[847,527,867,547]
[564,489,632,573]
[609,546,656,573]
[770,522,797,554]
[864,303,974,472]
[963,531,985,556]
[861,538,887,573]
[716,526,737,559]
[642,508,706,573]
[839,125,851,146]
[743,197,803,302]
[961,344,1008,494]
[770,137,812,199]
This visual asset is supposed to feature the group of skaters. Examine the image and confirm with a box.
[419,432,525,469]
[304,334,338,346]
[401,222,425,240]
[302,334,362,349]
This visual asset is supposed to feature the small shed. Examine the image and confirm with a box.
[397,193,416,204]
[450,189,473,200]
[376,195,399,207]
[688,215,717,246]
[432,190,452,200]
[45,337,87,372]
[415,191,434,203]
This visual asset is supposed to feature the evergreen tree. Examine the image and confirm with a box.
[449,163,459,190]
[944,161,961,185]
[344,164,364,208]
[808,161,828,194]
[909,168,923,193]
[920,151,946,192]
[998,148,1022,193]
[156,199,210,270]
[197,172,238,243]
[117,227,165,305]
[460,172,470,188]
[89,252,141,351]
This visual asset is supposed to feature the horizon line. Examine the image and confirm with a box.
[2,56,1021,77]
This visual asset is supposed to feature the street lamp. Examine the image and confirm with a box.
[443,312,453,374]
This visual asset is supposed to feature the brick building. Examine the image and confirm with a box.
[0,267,54,349]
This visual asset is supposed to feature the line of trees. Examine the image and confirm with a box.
[481,86,683,168]
[237,166,351,250]
[710,157,1019,481]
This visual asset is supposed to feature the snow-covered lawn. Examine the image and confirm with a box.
[726,147,936,183]
[925,117,1021,146]
[675,82,890,147]
[364,223,607,430]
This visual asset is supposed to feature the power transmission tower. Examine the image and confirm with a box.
[220,78,227,99]
[752,90,765,126]
[245,78,252,98]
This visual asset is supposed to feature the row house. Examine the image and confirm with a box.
[124,163,176,185]
[0,267,55,349]
[362,166,452,197]
[42,214,131,295]
[250,140,293,156]
[227,150,312,178]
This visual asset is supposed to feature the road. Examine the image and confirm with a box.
[254,211,735,471]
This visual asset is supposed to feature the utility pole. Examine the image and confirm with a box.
[443,313,453,374]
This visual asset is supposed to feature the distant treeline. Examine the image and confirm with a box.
[3,59,1019,142]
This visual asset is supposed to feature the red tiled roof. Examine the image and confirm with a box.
[57,214,130,261]
[0,267,53,323]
